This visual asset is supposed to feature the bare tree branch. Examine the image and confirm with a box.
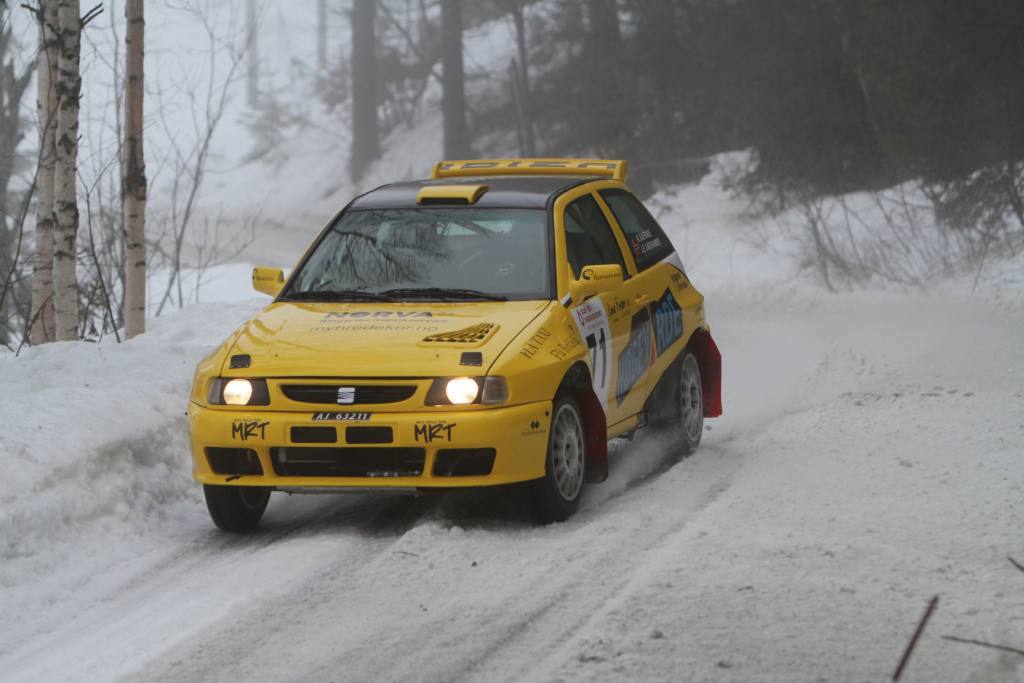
[942,636,1024,659]
[892,596,938,682]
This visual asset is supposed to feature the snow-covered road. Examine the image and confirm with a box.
[2,289,1022,683]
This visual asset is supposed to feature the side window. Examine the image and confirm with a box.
[600,190,674,271]
[563,195,628,279]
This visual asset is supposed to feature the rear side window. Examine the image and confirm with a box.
[600,190,674,271]
[563,195,627,279]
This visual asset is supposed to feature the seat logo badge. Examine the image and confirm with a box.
[337,387,356,404]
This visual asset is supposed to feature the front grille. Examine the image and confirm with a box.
[280,384,417,405]
[433,448,496,477]
[271,447,425,477]
[291,426,337,443]
[346,426,393,444]
[206,447,263,475]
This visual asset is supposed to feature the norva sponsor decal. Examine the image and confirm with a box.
[321,311,434,319]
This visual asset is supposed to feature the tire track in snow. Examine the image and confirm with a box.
[121,440,744,683]
[0,492,445,683]
[447,467,739,683]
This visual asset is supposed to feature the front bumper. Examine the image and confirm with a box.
[188,400,552,489]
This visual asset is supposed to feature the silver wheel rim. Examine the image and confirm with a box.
[551,403,585,501]
[681,358,703,442]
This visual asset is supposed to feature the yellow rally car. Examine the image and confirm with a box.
[188,159,722,531]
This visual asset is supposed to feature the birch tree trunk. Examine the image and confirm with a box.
[122,0,146,338]
[30,0,59,344]
[441,0,470,159]
[52,0,81,341]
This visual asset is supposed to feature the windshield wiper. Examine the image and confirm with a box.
[381,287,508,301]
[281,289,395,302]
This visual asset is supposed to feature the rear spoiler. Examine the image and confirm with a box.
[432,158,628,182]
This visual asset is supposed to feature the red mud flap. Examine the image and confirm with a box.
[577,389,609,483]
[688,329,723,418]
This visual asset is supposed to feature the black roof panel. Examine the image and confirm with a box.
[349,175,593,210]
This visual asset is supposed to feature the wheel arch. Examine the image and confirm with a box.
[555,361,609,483]
[686,327,723,417]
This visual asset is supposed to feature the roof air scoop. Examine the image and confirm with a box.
[416,184,490,205]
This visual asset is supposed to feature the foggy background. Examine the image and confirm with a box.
[2,0,1023,344]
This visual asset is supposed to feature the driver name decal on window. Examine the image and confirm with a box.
[628,229,664,259]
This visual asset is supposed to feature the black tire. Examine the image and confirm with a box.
[203,484,272,533]
[675,353,704,456]
[532,395,586,523]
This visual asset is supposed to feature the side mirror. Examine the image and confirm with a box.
[570,263,624,303]
[252,267,284,297]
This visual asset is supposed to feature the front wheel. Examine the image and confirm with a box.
[532,395,586,523]
[203,484,271,533]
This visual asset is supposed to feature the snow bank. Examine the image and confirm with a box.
[646,154,806,299]
[0,300,262,580]
[652,152,1024,301]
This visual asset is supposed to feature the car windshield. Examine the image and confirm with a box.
[284,208,550,301]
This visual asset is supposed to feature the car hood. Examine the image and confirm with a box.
[223,300,551,377]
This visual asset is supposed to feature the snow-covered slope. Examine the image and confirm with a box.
[0,302,260,580]
[2,168,1023,682]
[202,12,525,271]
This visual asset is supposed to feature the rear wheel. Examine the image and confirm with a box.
[532,395,586,523]
[203,484,271,533]
[676,353,704,456]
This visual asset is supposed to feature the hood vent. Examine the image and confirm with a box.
[422,323,498,345]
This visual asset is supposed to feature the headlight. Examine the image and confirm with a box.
[426,376,508,406]
[445,377,479,404]
[207,378,270,406]
[223,379,253,405]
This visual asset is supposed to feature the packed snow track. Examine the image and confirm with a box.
[2,289,1021,682]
